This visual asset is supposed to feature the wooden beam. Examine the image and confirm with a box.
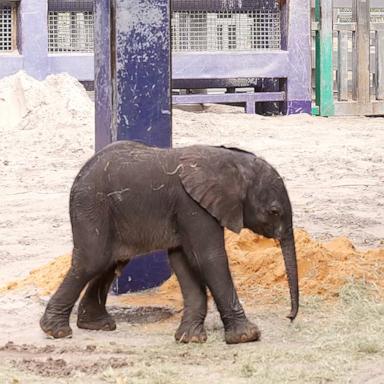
[335,101,384,115]
[352,0,371,104]
[11,3,17,51]
[338,31,349,101]
[376,30,384,100]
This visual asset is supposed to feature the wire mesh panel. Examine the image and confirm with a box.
[171,10,281,52]
[336,7,384,23]
[0,5,14,52]
[48,11,94,53]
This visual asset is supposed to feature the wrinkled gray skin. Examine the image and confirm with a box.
[40,141,299,344]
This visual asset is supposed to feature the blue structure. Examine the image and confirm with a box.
[95,0,172,293]
[1,0,311,116]
[171,0,312,114]
[0,0,94,81]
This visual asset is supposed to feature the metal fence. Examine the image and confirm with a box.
[0,5,14,52]
[171,10,281,52]
[48,8,281,54]
[313,0,384,116]
[48,10,94,53]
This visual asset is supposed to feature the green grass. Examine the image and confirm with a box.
[1,279,383,384]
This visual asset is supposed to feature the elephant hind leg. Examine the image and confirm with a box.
[168,247,208,344]
[77,262,128,331]
[40,247,113,339]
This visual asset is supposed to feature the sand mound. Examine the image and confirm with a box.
[0,70,92,131]
[0,255,70,296]
[226,229,384,298]
[2,229,383,306]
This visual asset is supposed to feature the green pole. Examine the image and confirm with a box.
[314,0,335,116]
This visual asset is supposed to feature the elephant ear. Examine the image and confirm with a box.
[179,147,247,233]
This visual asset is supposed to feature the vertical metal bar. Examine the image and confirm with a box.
[315,0,335,115]
[338,30,349,101]
[112,0,172,293]
[18,0,49,80]
[11,4,17,51]
[285,0,312,114]
[94,0,172,294]
[352,0,370,104]
[246,101,256,114]
[375,30,384,100]
[94,0,112,151]
[280,0,288,51]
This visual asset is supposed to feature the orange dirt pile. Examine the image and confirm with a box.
[1,230,383,306]
[226,229,384,299]
[0,254,71,296]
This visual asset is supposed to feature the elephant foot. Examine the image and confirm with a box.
[77,314,116,331]
[224,319,261,344]
[175,321,207,343]
[40,312,72,339]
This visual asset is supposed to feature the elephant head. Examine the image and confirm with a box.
[180,146,299,321]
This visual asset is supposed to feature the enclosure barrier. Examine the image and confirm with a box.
[1,0,311,115]
[0,3,16,52]
[172,0,312,115]
[312,0,384,115]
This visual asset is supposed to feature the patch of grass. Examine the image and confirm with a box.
[356,340,381,355]
[301,295,324,312]
[240,362,255,378]
[338,278,379,306]
[101,367,128,384]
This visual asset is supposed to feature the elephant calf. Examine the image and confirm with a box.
[40,141,299,344]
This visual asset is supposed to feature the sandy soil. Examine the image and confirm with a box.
[0,73,383,383]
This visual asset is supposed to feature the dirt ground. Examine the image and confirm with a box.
[0,76,383,383]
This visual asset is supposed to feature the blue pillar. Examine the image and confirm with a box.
[94,0,112,151]
[95,0,172,293]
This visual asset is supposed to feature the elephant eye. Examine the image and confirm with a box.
[269,206,281,217]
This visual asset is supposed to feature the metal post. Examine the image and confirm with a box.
[19,0,49,80]
[95,0,112,151]
[314,0,335,116]
[376,30,384,100]
[285,0,312,114]
[95,0,172,293]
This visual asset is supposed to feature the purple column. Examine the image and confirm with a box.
[94,0,172,293]
[283,0,312,114]
[94,0,112,151]
[19,0,49,80]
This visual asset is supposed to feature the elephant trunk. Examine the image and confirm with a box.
[280,230,299,321]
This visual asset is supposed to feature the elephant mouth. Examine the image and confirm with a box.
[258,225,275,239]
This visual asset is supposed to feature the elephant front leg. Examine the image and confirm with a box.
[180,220,261,344]
[168,247,207,343]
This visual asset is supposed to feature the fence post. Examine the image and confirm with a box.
[337,31,349,101]
[375,30,384,100]
[352,0,370,104]
[19,0,49,80]
[315,0,335,116]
